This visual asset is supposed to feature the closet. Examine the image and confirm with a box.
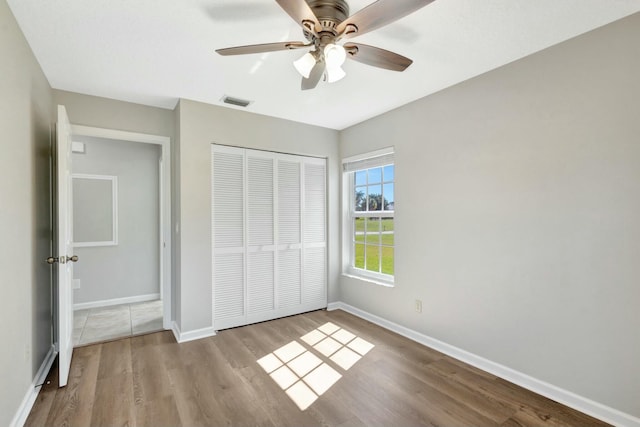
[211,145,327,330]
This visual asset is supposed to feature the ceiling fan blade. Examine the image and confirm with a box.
[344,43,413,71]
[337,0,435,39]
[216,41,307,56]
[275,0,321,32]
[302,61,326,90]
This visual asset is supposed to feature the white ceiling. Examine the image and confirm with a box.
[8,0,640,130]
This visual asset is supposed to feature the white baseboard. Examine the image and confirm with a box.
[74,293,160,311]
[171,321,217,344]
[10,345,57,427]
[327,301,640,427]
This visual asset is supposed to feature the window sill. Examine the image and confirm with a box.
[341,272,395,288]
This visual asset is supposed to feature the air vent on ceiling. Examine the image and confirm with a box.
[221,95,252,108]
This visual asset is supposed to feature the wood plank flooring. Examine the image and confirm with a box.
[26,309,608,426]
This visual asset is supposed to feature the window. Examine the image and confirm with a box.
[343,149,394,285]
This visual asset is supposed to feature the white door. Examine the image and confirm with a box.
[212,145,327,330]
[56,105,76,387]
[246,151,276,316]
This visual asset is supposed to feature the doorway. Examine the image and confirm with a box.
[68,125,171,346]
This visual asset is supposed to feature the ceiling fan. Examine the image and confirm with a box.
[216,0,435,90]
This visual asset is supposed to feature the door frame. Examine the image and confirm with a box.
[70,124,172,329]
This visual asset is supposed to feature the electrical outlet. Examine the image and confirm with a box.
[73,279,81,290]
[415,299,422,313]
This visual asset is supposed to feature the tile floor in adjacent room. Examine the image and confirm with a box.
[73,299,163,346]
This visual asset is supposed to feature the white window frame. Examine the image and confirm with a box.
[342,147,395,286]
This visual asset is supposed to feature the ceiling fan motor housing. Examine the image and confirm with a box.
[304,0,350,41]
[216,0,421,90]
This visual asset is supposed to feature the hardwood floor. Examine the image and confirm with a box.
[26,309,608,426]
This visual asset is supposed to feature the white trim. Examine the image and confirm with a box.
[71,125,170,145]
[171,321,217,343]
[158,155,163,301]
[343,150,396,282]
[341,272,394,288]
[171,321,181,343]
[71,173,118,247]
[73,293,160,310]
[342,146,394,164]
[69,124,172,331]
[73,241,117,248]
[10,345,57,427]
[71,141,85,153]
[327,302,640,427]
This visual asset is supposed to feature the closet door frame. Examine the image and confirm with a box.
[212,145,327,331]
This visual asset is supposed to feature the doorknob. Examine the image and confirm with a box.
[46,255,79,264]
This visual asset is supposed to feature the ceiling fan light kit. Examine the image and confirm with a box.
[323,43,346,67]
[216,0,434,90]
[294,52,317,78]
[322,43,346,82]
[326,64,346,83]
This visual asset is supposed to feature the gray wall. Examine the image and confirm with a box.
[175,99,340,332]
[53,89,175,138]
[0,2,53,425]
[72,136,161,304]
[339,13,640,418]
[52,89,176,315]
[3,2,635,422]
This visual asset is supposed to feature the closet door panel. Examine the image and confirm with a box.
[247,250,275,314]
[213,150,244,248]
[278,160,301,245]
[214,253,244,320]
[246,153,276,317]
[303,160,327,306]
[212,145,327,330]
[278,249,301,308]
[304,162,326,245]
[212,146,245,327]
[247,155,274,246]
[304,247,326,305]
[277,159,302,310]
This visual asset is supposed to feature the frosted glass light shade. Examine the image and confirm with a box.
[294,52,316,78]
[324,44,346,68]
[326,65,346,83]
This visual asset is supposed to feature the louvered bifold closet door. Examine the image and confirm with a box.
[246,151,276,322]
[212,145,327,330]
[212,146,245,329]
[303,159,327,307]
[277,159,302,309]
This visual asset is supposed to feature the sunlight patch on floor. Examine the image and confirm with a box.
[257,321,374,410]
